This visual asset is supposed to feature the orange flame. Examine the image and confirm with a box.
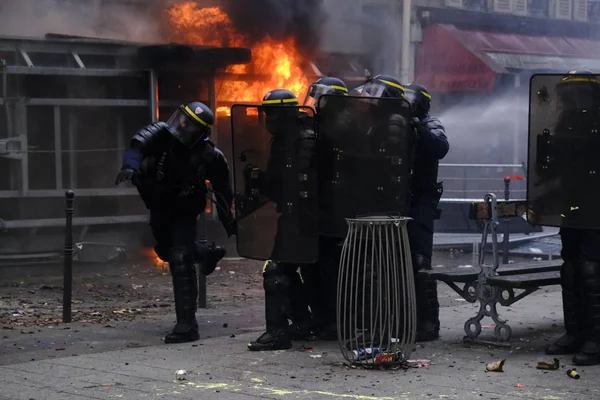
[142,248,169,272]
[165,3,311,115]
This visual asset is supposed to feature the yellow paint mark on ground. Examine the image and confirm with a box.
[254,383,400,399]
[184,379,409,400]
[185,382,231,390]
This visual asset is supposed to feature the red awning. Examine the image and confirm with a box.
[415,24,600,93]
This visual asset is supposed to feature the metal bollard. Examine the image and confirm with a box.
[63,190,75,323]
[503,177,511,265]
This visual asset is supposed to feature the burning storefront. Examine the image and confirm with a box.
[0,1,323,256]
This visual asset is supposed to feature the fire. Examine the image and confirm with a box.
[216,106,231,116]
[142,248,169,272]
[165,3,311,115]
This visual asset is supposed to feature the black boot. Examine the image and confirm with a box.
[248,330,291,351]
[546,262,584,355]
[414,254,440,342]
[573,261,600,365]
[195,240,226,276]
[248,261,292,351]
[165,247,200,344]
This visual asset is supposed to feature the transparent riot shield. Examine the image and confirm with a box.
[528,73,600,229]
[230,104,319,262]
[316,95,416,238]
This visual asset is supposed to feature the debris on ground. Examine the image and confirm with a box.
[536,358,559,370]
[175,369,187,381]
[567,368,580,379]
[485,359,506,372]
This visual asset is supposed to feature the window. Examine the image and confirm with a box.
[528,0,550,17]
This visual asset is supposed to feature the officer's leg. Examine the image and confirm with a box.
[164,216,199,344]
[248,260,293,351]
[547,227,585,354]
[149,210,171,262]
[309,237,342,340]
[408,217,439,342]
[573,230,600,365]
[289,264,315,340]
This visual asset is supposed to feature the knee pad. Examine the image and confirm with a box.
[169,246,194,277]
[263,260,292,294]
[413,253,432,271]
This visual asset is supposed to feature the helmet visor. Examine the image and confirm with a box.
[166,108,208,148]
[403,89,417,104]
[361,82,387,98]
[303,84,335,108]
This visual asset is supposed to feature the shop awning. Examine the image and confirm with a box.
[415,24,600,93]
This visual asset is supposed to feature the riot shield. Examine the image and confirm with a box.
[316,95,416,238]
[230,104,319,262]
[528,73,600,229]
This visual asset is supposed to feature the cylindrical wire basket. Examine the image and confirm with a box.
[336,216,416,367]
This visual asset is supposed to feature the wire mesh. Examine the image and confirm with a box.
[336,216,416,367]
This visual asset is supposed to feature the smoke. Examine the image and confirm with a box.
[438,90,529,165]
[0,0,164,43]
[220,0,327,57]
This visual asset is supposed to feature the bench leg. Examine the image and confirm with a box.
[463,285,513,344]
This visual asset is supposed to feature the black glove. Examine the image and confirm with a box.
[223,220,238,237]
[114,167,137,185]
[410,117,423,132]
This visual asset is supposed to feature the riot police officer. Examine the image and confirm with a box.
[403,83,449,342]
[302,76,349,339]
[543,70,600,365]
[248,89,316,351]
[115,101,235,344]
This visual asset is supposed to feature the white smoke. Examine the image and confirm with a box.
[437,90,529,165]
[0,0,164,43]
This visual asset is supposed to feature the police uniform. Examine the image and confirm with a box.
[248,90,316,351]
[542,71,600,365]
[404,83,449,342]
[115,102,235,344]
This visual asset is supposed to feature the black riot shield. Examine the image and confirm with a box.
[316,94,416,238]
[527,73,600,229]
[230,104,319,262]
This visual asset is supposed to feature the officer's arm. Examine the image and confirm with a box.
[122,122,168,169]
[206,147,234,222]
[417,116,449,160]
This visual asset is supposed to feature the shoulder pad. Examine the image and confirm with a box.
[132,122,168,146]
[204,138,216,149]
[423,116,445,131]
[214,146,226,160]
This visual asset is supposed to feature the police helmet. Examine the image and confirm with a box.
[165,101,214,149]
[261,89,299,117]
[404,83,432,117]
[557,69,600,112]
[303,77,348,108]
[361,74,405,99]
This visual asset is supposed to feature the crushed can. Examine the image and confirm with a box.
[374,351,403,364]
[348,347,380,361]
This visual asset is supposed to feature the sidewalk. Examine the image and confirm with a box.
[1,286,598,400]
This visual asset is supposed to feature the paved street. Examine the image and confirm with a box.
[1,256,598,399]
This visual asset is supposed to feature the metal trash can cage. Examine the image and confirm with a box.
[337,216,417,367]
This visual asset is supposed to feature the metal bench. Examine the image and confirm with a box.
[419,193,562,345]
